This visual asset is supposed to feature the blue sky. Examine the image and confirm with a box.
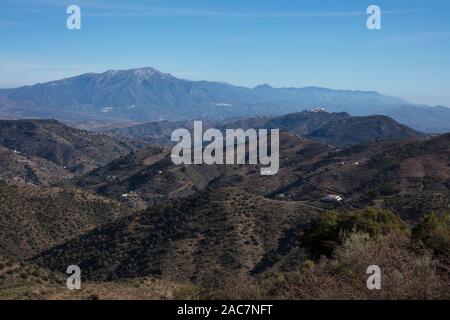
[1,0,449,106]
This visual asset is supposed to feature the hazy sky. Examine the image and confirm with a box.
[1,0,449,106]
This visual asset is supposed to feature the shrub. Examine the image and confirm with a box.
[414,212,450,258]
[299,208,410,257]
[282,232,449,299]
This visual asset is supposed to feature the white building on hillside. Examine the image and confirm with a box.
[321,194,343,203]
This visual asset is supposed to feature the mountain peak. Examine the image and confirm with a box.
[253,84,273,90]
[103,66,157,73]
[101,67,173,80]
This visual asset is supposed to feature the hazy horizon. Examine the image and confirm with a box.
[1,0,450,106]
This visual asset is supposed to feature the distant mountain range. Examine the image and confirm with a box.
[1,67,449,133]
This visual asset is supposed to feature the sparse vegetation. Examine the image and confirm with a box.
[0,120,448,300]
[414,212,450,259]
[298,208,409,257]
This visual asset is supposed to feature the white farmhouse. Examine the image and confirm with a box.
[321,194,343,203]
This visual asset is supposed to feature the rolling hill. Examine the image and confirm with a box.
[0,112,447,299]
[71,130,446,222]
[34,187,321,283]
[0,145,68,186]
[306,115,426,146]
[33,129,450,282]
[269,133,450,222]
[0,119,143,185]
[108,110,425,147]
[72,132,333,208]
[107,119,218,146]
[0,180,129,259]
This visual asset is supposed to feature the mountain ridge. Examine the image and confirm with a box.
[108,110,425,147]
[2,67,448,132]
[0,119,144,185]
[32,133,450,283]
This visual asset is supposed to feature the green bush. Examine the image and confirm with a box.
[283,231,449,299]
[299,208,410,257]
[414,212,450,257]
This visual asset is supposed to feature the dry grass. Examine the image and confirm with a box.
[281,232,449,299]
